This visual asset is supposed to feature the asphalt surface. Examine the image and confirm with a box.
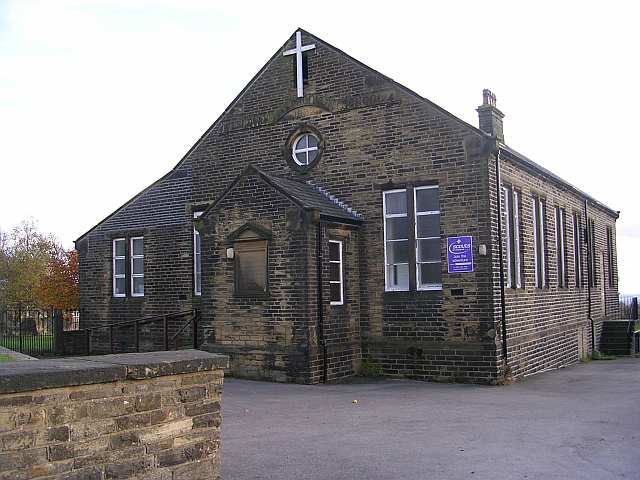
[221,359,640,480]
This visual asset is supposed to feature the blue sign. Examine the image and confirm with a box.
[447,236,474,273]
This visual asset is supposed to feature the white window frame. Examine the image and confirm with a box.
[113,238,126,298]
[194,212,203,296]
[540,200,546,286]
[414,185,442,291]
[573,213,582,288]
[329,240,344,305]
[130,236,144,297]
[533,197,547,288]
[513,190,522,288]
[555,206,567,288]
[503,187,513,288]
[292,133,319,166]
[383,189,409,292]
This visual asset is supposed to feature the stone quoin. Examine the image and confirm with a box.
[75,29,620,384]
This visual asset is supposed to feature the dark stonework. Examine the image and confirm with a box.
[76,29,620,384]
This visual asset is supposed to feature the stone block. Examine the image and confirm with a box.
[171,458,217,480]
[0,447,48,472]
[48,404,88,426]
[192,412,222,429]
[69,419,117,441]
[104,456,154,479]
[176,386,206,403]
[48,442,75,461]
[156,440,216,467]
[87,397,135,419]
[134,393,161,412]
[184,400,220,417]
[0,412,14,433]
[137,418,193,444]
[0,430,35,451]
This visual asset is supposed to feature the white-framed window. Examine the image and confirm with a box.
[502,186,522,288]
[572,213,583,288]
[130,237,144,297]
[383,189,409,291]
[329,240,344,305]
[414,185,442,290]
[532,196,547,288]
[194,212,203,296]
[113,238,126,297]
[555,206,568,288]
[606,226,614,287]
[292,133,319,166]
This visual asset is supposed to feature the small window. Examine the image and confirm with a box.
[329,240,344,305]
[555,207,568,288]
[502,186,523,289]
[194,212,203,296]
[415,186,442,290]
[573,213,583,287]
[235,240,268,296]
[587,218,597,287]
[292,133,319,166]
[606,226,615,287]
[383,189,409,291]
[113,238,126,297]
[130,237,144,297]
[532,196,548,288]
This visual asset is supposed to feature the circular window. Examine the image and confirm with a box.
[292,133,319,166]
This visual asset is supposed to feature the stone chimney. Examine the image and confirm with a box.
[477,89,504,142]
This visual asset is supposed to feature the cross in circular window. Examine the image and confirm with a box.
[292,133,319,166]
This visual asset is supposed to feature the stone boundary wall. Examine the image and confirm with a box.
[0,350,228,480]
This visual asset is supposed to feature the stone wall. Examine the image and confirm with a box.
[0,350,227,480]
[491,149,619,379]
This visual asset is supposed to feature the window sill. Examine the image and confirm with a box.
[383,290,443,301]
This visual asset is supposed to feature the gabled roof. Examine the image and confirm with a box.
[204,165,362,224]
[499,144,619,218]
[76,28,618,243]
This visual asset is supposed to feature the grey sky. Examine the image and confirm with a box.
[1,0,638,293]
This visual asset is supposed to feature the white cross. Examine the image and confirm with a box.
[283,31,315,98]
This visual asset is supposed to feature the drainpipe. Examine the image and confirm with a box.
[584,199,595,352]
[494,147,509,371]
[316,221,328,383]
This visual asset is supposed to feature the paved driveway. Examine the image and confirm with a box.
[221,359,639,480]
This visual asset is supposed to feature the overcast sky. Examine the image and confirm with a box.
[1,0,638,293]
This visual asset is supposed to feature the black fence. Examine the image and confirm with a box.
[62,310,200,356]
[616,295,639,321]
[0,306,80,357]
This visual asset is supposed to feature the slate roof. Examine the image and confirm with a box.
[204,164,362,224]
[259,169,362,223]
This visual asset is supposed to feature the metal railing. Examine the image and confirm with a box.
[0,306,80,357]
[72,309,200,356]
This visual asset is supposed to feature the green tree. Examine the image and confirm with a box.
[0,220,59,306]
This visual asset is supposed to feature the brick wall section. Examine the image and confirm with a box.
[0,350,227,480]
[491,148,619,379]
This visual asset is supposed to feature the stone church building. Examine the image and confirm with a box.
[76,29,620,384]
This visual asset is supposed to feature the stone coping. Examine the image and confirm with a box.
[0,349,228,395]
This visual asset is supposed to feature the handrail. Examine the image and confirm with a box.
[66,309,200,356]
[82,310,195,332]
[170,310,198,343]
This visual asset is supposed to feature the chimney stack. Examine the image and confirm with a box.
[477,89,504,142]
